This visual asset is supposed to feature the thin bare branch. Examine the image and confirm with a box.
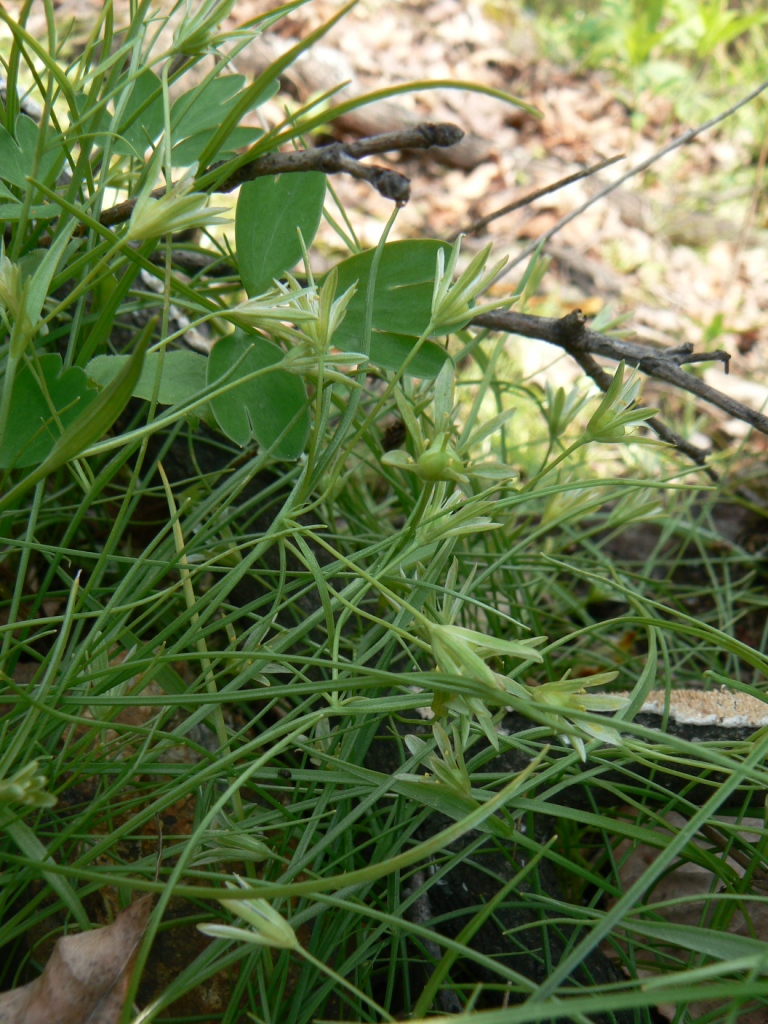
[452,154,623,241]
[495,76,768,281]
[98,123,465,230]
[473,308,768,470]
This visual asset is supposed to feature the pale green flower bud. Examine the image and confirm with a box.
[543,381,591,440]
[428,622,498,689]
[217,895,298,949]
[198,876,299,950]
[430,236,510,336]
[300,268,357,354]
[382,432,468,484]
[521,671,628,761]
[0,760,57,808]
[416,433,467,483]
[0,249,23,322]
[583,362,658,444]
[401,722,472,799]
[281,344,367,381]
[126,167,229,243]
[228,290,317,342]
[173,0,238,55]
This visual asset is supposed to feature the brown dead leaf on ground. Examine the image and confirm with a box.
[612,812,768,1024]
[0,895,153,1024]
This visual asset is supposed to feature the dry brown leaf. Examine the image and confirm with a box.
[614,813,768,1023]
[0,895,153,1024]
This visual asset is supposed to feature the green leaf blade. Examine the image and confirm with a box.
[0,115,66,191]
[114,69,165,156]
[207,330,309,460]
[86,350,208,406]
[235,172,326,297]
[0,355,97,468]
[172,125,262,166]
[367,331,448,378]
[331,240,452,377]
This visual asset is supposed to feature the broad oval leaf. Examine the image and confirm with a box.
[0,321,151,513]
[116,72,278,161]
[113,69,165,156]
[0,355,97,468]
[41,318,152,469]
[207,330,309,460]
[330,240,451,378]
[0,202,58,221]
[0,178,57,219]
[0,114,67,191]
[170,76,276,165]
[71,91,113,151]
[172,125,262,166]
[236,172,326,296]
[172,76,260,137]
[364,330,449,379]
[86,350,207,405]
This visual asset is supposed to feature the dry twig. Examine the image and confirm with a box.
[496,77,768,279]
[474,309,768,475]
[98,123,464,229]
[452,154,624,240]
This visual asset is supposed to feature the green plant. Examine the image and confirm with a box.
[529,0,768,126]
[1,2,768,1023]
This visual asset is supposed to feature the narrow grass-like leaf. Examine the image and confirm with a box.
[195,0,360,180]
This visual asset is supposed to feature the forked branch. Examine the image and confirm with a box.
[474,309,768,475]
[98,123,465,229]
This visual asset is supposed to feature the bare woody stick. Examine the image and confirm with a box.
[452,154,624,241]
[99,123,465,230]
[495,76,768,281]
[473,308,768,475]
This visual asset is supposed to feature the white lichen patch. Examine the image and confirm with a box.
[635,688,768,728]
